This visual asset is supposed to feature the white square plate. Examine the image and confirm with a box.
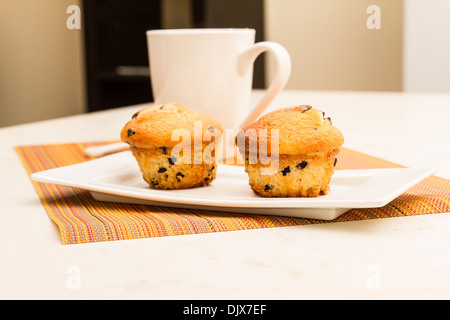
[30,151,435,220]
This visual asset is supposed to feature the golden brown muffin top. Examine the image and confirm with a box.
[120,103,223,149]
[236,105,344,155]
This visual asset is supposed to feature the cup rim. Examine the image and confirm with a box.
[146,28,255,36]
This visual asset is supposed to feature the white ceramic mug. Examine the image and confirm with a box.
[146,28,291,131]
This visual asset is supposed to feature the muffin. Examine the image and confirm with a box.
[235,105,344,197]
[120,103,223,189]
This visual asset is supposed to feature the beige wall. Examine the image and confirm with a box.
[264,0,403,91]
[404,0,450,93]
[162,0,192,29]
[0,0,86,127]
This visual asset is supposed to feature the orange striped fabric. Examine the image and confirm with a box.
[15,142,450,245]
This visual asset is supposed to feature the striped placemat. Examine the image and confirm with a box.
[16,142,450,245]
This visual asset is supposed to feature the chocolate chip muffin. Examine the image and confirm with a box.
[235,105,344,197]
[120,103,223,189]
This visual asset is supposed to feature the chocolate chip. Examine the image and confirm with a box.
[127,128,136,137]
[158,167,167,173]
[327,117,332,124]
[264,184,274,191]
[159,105,164,110]
[281,166,291,176]
[168,156,176,165]
[334,158,337,167]
[160,146,168,154]
[150,179,159,187]
[132,111,140,119]
[296,161,308,169]
[176,172,184,182]
[295,105,312,113]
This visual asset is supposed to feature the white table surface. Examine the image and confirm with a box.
[1,89,449,300]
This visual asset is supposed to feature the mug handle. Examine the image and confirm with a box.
[237,41,291,128]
